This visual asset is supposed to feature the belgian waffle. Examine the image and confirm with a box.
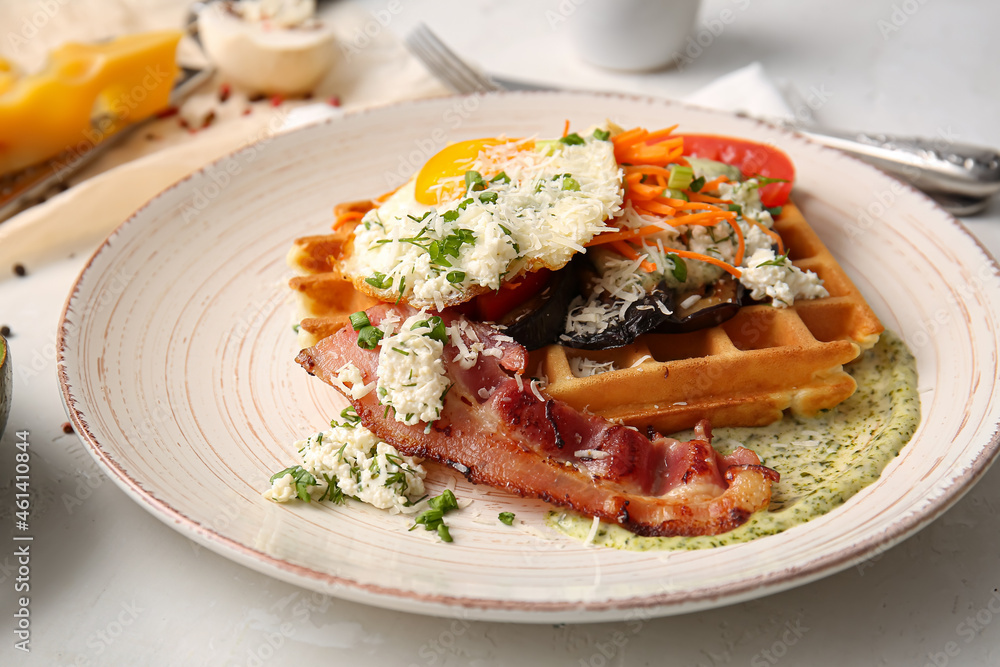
[287,202,883,432]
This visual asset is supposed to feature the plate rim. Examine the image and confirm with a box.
[55,90,1000,622]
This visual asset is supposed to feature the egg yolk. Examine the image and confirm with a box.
[413,138,504,205]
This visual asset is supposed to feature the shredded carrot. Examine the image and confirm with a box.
[612,127,649,149]
[586,224,670,247]
[639,125,679,144]
[729,216,746,266]
[749,219,785,255]
[624,173,664,199]
[701,175,730,191]
[662,248,743,278]
[688,192,728,204]
[672,209,736,225]
[624,165,674,178]
[610,241,657,273]
[635,199,678,216]
[562,119,570,138]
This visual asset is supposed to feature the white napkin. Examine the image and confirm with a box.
[682,62,795,122]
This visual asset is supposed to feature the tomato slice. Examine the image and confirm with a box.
[678,134,795,208]
[473,269,551,322]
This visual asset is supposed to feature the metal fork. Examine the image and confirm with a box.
[403,23,1000,215]
[405,24,501,94]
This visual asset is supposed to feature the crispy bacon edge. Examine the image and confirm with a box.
[296,304,778,538]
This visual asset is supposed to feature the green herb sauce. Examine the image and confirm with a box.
[547,330,920,550]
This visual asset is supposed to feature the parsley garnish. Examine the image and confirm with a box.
[498,512,515,526]
[753,176,789,186]
[338,406,360,426]
[411,315,448,343]
[592,128,610,141]
[689,175,706,192]
[756,252,790,268]
[766,206,783,218]
[559,132,585,145]
[269,466,316,502]
[464,170,486,192]
[667,253,687,282]
[318,473,346,504]
[727,203,743,215]
[411,489,460,542]
[349,311,370,331]
[490,171,510,184]
[365,272,393,290]
[356,325,384,350]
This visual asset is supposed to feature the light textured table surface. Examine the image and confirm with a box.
[2,0,1000,664]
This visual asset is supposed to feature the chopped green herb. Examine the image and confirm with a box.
[356,325,384,350]
[498,512,515,526]
[560,175,581,191]
[478,191,498,204]
[464,170,486,192]
[592,128,610,141]
[447,270,466,284]
[391,346,409,355]
[689,175,706,192]
[753,175,789,186]
[411,315,448,343]
[727,203,743,215]
[349,311,370,331]
[269,466,316,503]
[667,253,688,282]
[490,171,510,184]
[339,406,360,425]
[365,272,393,290]
[396,276,406,304]
[407,211,431,223]
[756,252,790,268]
[442,209,460,222]
[429,488,458,511]
[766,206,783,218]
[318,473,346,504]
[292,323,300,333]
[437,524,453,542]
[559,132,585,146]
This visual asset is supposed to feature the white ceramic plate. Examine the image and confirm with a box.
[58,92,1000,623]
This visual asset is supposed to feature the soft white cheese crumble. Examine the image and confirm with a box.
[376,312,450,425]
[739,248,828,307]
[264,423,427,513]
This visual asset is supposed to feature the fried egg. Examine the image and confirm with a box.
[342,133,623,310]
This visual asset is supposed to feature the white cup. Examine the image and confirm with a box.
[570,0,702,71]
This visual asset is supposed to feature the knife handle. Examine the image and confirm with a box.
[796,127,1000,199]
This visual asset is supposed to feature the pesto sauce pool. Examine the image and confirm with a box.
[547,330,920,550]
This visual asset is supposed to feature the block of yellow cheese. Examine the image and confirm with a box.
[0,30,181,176]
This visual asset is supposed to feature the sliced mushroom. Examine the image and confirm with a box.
[500,260,581,350]
[654,275,745,334]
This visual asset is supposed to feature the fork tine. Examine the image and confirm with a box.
[406,26,487,94]
[405,24,501,94]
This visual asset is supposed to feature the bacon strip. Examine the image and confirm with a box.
[296,304,777,537]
